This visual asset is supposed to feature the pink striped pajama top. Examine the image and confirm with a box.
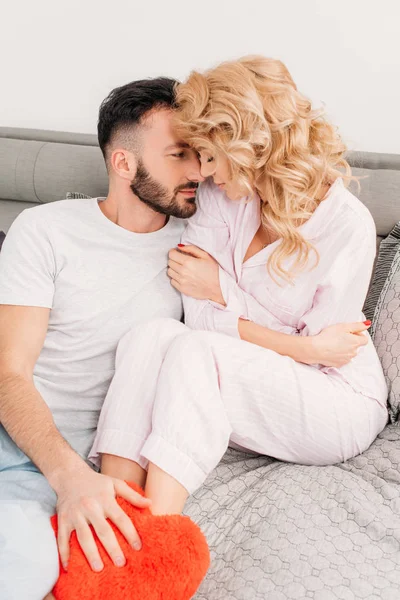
[180,177,388,408]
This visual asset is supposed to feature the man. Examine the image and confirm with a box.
[0,77,204,600]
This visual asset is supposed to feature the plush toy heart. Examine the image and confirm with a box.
[50,482,210,600]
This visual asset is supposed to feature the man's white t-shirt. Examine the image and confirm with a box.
[0,197,185,466]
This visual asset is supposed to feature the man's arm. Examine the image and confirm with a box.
[0,304,150,571]
[0,305,86,484]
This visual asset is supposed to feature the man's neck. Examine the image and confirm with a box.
[99,188,168,234]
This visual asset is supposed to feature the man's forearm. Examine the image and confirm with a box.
[0,372,90,491]
[238,318,315,364]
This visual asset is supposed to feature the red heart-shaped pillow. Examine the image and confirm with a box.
[50,482,210,600]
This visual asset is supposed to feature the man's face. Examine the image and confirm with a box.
[130,109,204,219]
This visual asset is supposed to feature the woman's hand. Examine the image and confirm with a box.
[309,321,371,368]
[168,245,226,304]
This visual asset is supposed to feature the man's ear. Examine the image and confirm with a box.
[109,148,137,181]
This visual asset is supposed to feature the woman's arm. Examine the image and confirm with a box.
[169,245,296,337]
[238,318,369,367]
[168,245,370,366]
[238,318,313,362]
[237,213,376,364]
[175,181,295,334]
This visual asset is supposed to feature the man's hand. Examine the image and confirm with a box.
[54,467,151,572]
[168,245,225,304]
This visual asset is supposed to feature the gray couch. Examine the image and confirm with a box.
[1,127,400,599]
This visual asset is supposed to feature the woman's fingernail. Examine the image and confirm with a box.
[364,320,372,326]
[177,244,185,247]
[62,562,68,572]
[133,541,142,551]
[92,560,104,572]
[115,556,125,567]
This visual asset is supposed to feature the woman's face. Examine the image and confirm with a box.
[197,149,245,200]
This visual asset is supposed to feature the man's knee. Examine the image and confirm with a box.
[0,503,59,600]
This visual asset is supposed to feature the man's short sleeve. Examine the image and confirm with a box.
[0,209,56,308]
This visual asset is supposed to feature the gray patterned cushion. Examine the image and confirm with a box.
[185,427,400,599]
[367,223,400,423]
[364,223,400,322]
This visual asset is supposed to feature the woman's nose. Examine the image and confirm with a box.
[188,158,205,182]
[200,162,215,179]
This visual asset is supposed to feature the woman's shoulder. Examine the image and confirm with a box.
[321,178,376,245]
[339,179,376,238]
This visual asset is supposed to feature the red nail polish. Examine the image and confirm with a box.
[177,244,185,248]
[364,320,371,326]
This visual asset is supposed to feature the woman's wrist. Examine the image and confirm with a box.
[209,290,226,306]
[297,336,318,365]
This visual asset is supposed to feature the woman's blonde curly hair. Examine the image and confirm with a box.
[173,55,356,283]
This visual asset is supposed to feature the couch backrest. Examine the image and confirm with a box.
[0,127,399,239]
[0,129,108,205]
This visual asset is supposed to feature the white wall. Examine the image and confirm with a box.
[2,0,399,153]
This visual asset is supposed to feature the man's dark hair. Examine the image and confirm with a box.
[97,77,178,164]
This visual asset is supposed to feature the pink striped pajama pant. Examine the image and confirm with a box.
[89,318,388,494]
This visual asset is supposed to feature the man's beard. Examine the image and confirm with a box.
[130,160,198,219]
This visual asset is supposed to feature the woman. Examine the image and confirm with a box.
[54,56,389,598]
[90,55,388,510]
